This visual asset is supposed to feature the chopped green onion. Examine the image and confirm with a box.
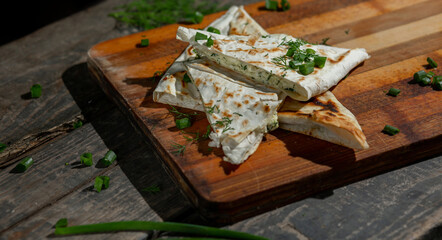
[55,218,68,228]
[101,176,110,189]
[206,27,220,34]
[195,32,208,41]
[432,75,442,90]
[286,48,295,57]
[13,156,34,173]
[176,118,191,129]
[427,57,438,68]
[419,76,432,86]
[382,125,400,136]
[298,62,315,75]
[314,56,327,68]
[281,0,290,11]
[413,70,427,83]
[30,84,42,98]
[54,221,268,240]
[183,73,192,83]
[192,11,204,24]
[265,0,278,10]
[142,184,161,193]
[305,48,316,55]
[0,143,7,153]
[140,38,149,47]
[427,71,435,77]
[386,88,400,97]
[73,120,83,129]
[102,150,117,167]
[206,37,214,47]
[80,153,93,166]
[94,176,104,192]
[289,60,300,69]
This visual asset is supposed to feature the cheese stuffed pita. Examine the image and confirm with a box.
[176,26,370,101]
[185,61,281,164]
[278,91,369,149]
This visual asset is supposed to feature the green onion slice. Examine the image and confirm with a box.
[193,11,204,24]
[206,37,214,47]
[102,150,117,167]
[387,88,400,97]
[176,118,191,129]
[432,75,442,90]
[286,48,295,57]
[54,221,268,240]
[305,48,316,55]
[265,0,278,10]
[313,56,327,68]
[80,153,93,166]
[413,70,427,83]
[427,57,438,68]
[94,176,104,192]
[195,32,208,41]
[206,27,220,34]
[101,176,110,189]
[73,120,83,129]
[13,156,34,173]
[55,218,68,228]
[419,77,431,86]
[31,84,42,98]
[183,73,192,83]
[140,38,149,47]
[382,125,400,136]
[281,0,291,11]
[298,62,315,75]
[289,60,300,69]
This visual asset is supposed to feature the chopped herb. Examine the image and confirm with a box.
[214,117,234,133]
[94,176,104,192]
[419,76,432,86]
[140,38,149,47]
[262,35,270,38]
[265,0,278,10]
[55,218,68,228]
[141,184,161,193]
[314,56,327,68]
[182,73,192,83]
[0,143,7,153]
[169,105,198,119]
[320,37,330,45]
[102,150,117,167]
[427,57,438,68]
[30,84,42,98]
[80,153,93,166]
[207,26,220,34]
[386,88,400,97]
[65,162,69,166]
[232,112,243,117]
[202,125,212,139]
[382,125,400,136]
[206,105,220,114]
[413,70,429,83]
[13,156,34,173]
[344,29,350,35]
[299,62,315,75]
[206,36,214,47]
[175,118,191,129]
[432,75,442,90]
[305,48,316,55]
[73,120,83,129]
[187,11,204,24]
[171,143,186,155]
[281,0,290,11]
[195,32,208,41]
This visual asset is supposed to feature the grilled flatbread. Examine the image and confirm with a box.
[185,61,281,164]
[278,91,369,149]
[176,27,370,101]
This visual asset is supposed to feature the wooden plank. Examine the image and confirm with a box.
[87,0,442,223]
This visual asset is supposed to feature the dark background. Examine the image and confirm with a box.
[0,0,101,46]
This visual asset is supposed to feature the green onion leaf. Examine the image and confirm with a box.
[13,156,34,173]
[30,84,42,98]
[386,88,400,97]
[54,221,268,240]
[382,125,400,136]
[0,143,7,153]
[427,57,438,68]
[206,37,214,47]
[305,48,316,55]
[314,56,327,68]
[80,153,93,166]
[281,0,291,11]
[183,73,192,83]
[432,75,442,90]
[206,27,220,34]
[102,150,117,167]
[192,11,204,24]
[195,32,208,41]
[94,176,104,192]
[176,118,191,129]
[55,218,68,228]
[289,60,300,69]
[286,48,295,57]
[298,62,315,75]
[140,38,149,47]
[265,0,278,10]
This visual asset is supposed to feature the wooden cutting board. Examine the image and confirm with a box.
[87,0,442,223]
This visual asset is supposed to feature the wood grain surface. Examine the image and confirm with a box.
[87,0,442,223]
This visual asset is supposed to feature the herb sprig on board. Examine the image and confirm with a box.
[109,0,229,30]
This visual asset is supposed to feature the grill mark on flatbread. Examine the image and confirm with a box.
[247,36,258,46]
[329,50,351,64]
[312,98,339,113]
[212,41,223,52]
[222,111,233,118]
[263,105,271,113]
[235,101,242,108]
[244,99,250,104]
[242,119,249,127]
[195,78,202,87]
[187,46,195,56]
[204,100,214,107]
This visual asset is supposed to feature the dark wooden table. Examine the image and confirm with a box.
[0,0,441,239]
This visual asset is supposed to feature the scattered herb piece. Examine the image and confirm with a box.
[320,37,330,45]
[232,112,243,117]
[299,62,315,75]
[386,88,400,97]
[206,105,220,114]
[314,56,327,68]
[214,117,234,133]
[175,118,191,129]
[13,156,34,173]
[413,70,429,84]
[195,32,208,41]
[171,143,186,155]
[382,125,400,136]
[30,84,42,98]
[141,184,161,193]
[419,76,432,86]
[202,125,212,139]
[65,162,69,166]
[101,176,110,189]
[169,105,198,119]
[281,0,290,11]
[187,11,204,24]
[102,150,117,167]
[182,73,192,83]
[54,220,268,240]
[265,0,278,10]
[206,36,214,47]
[94,176,104,193]
[73,120,83,129]
[207,26,220,34]
[0,143,7,153]
[140,38,149,47]
[55,218,68,228]
[427,57,438,68]
[344,29,350,35]
[80,153,93,166]
[432,75,442,90]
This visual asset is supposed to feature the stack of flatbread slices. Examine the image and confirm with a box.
[153,6,370,165]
